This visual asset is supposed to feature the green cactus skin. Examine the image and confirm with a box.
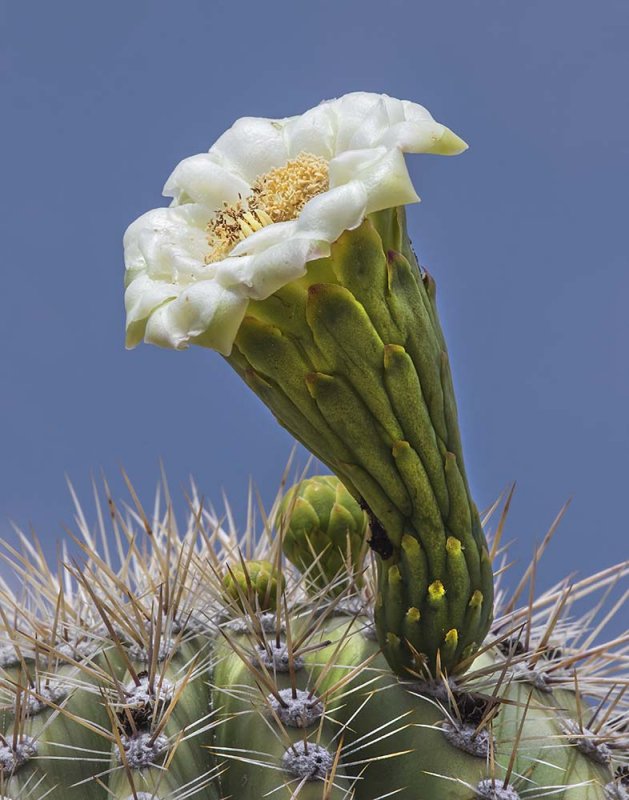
[278,475,369,596]
[0,476,626,800]
[226,207,494,677]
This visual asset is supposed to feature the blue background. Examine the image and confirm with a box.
[1,1,627,608]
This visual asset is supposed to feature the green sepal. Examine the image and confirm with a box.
[444,452,481,588]
[236,315,352,465]
[391,440,446,577]
[306,282,404,445]
[444,535,472,636]
[305,371,412,528]
[329,219,403,346]
[399,533,429,611]
[383,343,450,518]
[384,250,448,445]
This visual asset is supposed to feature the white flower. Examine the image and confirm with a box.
[124,92,467,356]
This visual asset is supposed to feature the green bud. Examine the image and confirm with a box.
[223,560,284,612]
[279,476,368,595]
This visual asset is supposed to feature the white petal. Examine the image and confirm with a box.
[283,104,337,159]
[163,153,251,208]
[210,116,289,183]
[124,275,179,348]
[346,96,391,150]
[328,147,383,184]
[329,93,383,152]
[229,220,298,257]
[330,148,419,212]
[401,99,435,124]
[381,121,468,154]
[124,205,210,282]
[144,282,248,356]
[214,238,329,300]
[380,96,407,125]
[296,181,368,242]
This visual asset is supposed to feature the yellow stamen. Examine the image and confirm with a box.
[252,152,329,224]
[206,153,329,264]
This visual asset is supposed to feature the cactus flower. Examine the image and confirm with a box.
[124,92,493,679]
[124,92,466,355]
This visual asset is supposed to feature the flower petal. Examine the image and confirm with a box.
[329,92,383,152]
[214,238,329,300]
[295,181,368,241]
[210,116,289,183]
[381,121,468,154]
[229,220,298,257]
[143,282,248,356]
[402,100,434,124]
[329,148,419,212]
[283,104,337,160]
[124,205,210,282]
[163,153,251,209]
[124,275,179,348]
[346,96,391,150]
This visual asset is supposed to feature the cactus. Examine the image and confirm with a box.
[0,475,626,800]
[2,91,621,799]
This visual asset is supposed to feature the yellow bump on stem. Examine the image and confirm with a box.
[386,632,401,647]
[388,564,403,585]
[444,628,458,648]
[406,607,421,623]
[428,580,446,601]
[468,589,483,608]
[206,152,329,263]
[446,536,462,556]
[401,533,421,556]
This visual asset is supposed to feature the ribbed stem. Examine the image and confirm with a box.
[227,207,493,677]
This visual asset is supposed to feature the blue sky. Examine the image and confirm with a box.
[1,0,627,604]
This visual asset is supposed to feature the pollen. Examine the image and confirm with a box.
[252,152,329,223]
[206,153,329,264]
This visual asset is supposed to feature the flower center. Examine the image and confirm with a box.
[206,152,329,263]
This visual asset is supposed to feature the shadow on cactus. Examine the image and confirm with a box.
[1,93,625,799]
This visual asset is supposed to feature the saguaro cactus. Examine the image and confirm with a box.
[0,476,626,799]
